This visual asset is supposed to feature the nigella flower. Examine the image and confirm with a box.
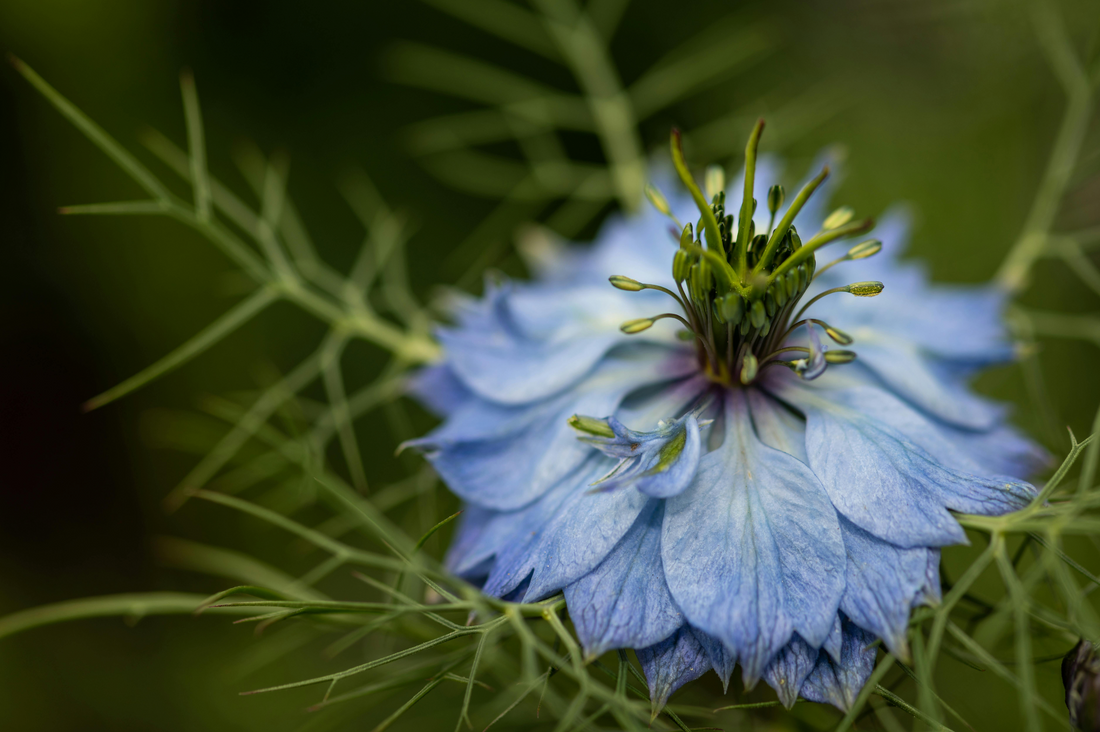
[407,122,1048,712]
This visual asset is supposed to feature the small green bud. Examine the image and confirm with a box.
[719,292,744,324]
[672,250,692,282]
[645,183,672,217]
[823,325,853,345]
[568,414,615,437]
[767,184,785,216]
[765,289,777,317]
[740,317,751,336]
[790,226,802,250]
[848,281,884,297]
[785,269,800,298]
[679,222,694,249]
[750,299,767,328]
[824,350,857,364]
[822,206,855,230]
[621,318,655,334]
[705,165,726,201]
[740,353,758,385]
[847,239,882,260]
[774,277,792,306]
[609,275,645,291]
[759,318,772,337]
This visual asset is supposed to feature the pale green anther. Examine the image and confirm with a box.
[822,206,855,230]
[740,353,759,385]
[679,222,694,249]
[740,317,751,335]
[750,299,766,328]
[848,239,882,260]
[765,290,777,317]
[767,184,785,215]
[824,326,853,345]
[774,278,789,306]
[759,318,772,337]
[848,281,884,297]
[720,292,744,324]
[609,275,645,291]
[824,350,857,364]
[790,226,803,250]
[785,269,800,298]
[568,414,615,437]
[621,318,655,334]
[672,249,692,282]
[645,183,672,217]
[705,165,726,201]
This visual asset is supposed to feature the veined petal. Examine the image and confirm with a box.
[637,626,710,713]
[413,347,695,511]
[564,501,683,657]
[778,381,1036,548]
[691,627,737,692]
[799,620,878,712]
[481,457,650,601]
[837,515,930,660]
[662,390,845,686]
[406,363,474,418]
[763,635,819,709]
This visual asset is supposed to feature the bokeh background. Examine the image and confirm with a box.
[1,0,1099,730]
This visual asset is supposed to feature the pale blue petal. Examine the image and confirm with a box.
[414,348,695,510]
[482,458,650,600]
[443,503,495,577]
[407,363,474,418]
[763,635,819,709]
[778,381,1036,548]
[662,390,845,686]
[838,515,930,660]
[799,620,878,712]
[637,626,710,712]
[564,501,683,657]
[690,628,736,692]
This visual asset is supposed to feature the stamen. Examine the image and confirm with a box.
[824,350,857,363]
[608,275,687,310]
[821,206,855,231]
[792,281,884,324]
[645,183,683,229]
[739,353,758,384]
[814,238,882,278]
[568,414,615,437]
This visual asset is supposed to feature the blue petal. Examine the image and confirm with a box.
[637,626,710,712]
[777,381,1036,548]
[406,363,474,418]
[799,620,878,712]
[850,342,1006,430]
[481,457,651,600]
[662,390,846,686]
[443,503,496,577]
[691,627,736,692]
[837,515,931,660]
[413,347,695,510]
[763,635,819,709]
[564,501,684,657]
[581,413,702,498]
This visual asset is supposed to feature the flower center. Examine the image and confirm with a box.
[611,121,884,387]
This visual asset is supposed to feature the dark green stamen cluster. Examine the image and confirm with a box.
[613,121,884,386]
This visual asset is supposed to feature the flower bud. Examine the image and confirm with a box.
[645,183,672,217]
[1063,639,1100,731]
[705,165,725,201]
[609,275,644,291]
[568,414,615,437]
[740,353,758,385]
[824,350,857,364]
[621,318,654,334]
[848,239,882,260]
[848,281,884,297]
[719,292,744,324]
[673,250,693,282]
[823,206,854,230]
[679,222,694,249]
[767,184,785,216]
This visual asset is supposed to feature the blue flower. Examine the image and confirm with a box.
[408,125,1048,712]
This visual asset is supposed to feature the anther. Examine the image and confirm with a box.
[740,353,759,384]
[568,414,615,437]
[824,350,857,363]
[822,206,854,231]
[609,275,645,291]
[621,318,655,334]
[847,281,884,297]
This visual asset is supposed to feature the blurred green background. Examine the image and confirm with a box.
[1,0,1099,730]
